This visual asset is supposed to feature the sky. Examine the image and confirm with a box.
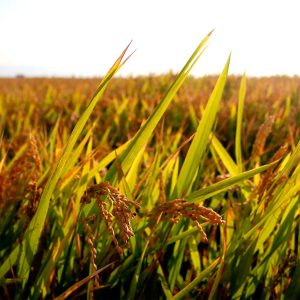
[0,0,300,77]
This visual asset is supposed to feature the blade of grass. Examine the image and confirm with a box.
[188,235,201,275]
[244,177,300,242]
[235,73,246,173]
[32,223,76,299]
[211,134,238,176]
[157,263,173,299]
[128,238,150,300]
[171,257,220,300]
[0,245,20,279]
[88,139,131,180]
[54,262,116,300]
[105,31,213,185]
[166,224,208,245]
[59,126,93,180]
[176,54,231,197]
[168,236,188,291]
[208,226,227,300]
[17,44,132,284]
[187,162,276,202]
[126,145,145,192]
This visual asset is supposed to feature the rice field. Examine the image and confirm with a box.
[1,34,300,299]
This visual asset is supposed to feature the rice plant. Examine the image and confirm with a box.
[1,32,300,299]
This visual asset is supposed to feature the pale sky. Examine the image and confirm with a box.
[0,0,300,77]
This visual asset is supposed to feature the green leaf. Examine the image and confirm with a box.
[128,237,150,299]
[126,145,145,192]
[171,257,220,300]
[55,262,115,300]
[105,31,212,184]
[17,44,131,284]
[188,235,201,275]
[187,162,276,203]
[235,73,246,173]
[0,245,20,279]
[285,257,300,299]
[166,226,205,246]
[88,139,131,181]
[244,174,300,242]
[157,263,173,299]
[176,54,231,197]
[211,134,238,176]
[168,236,188,291]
